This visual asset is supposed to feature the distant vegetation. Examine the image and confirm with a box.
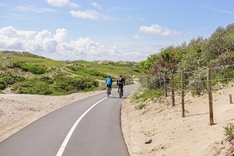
[0,51,140,95]
[137,23,234,101]
[224,123,234,141]
[3,23,233,98]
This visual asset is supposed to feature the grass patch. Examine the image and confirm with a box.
[224,122,234,140]
[131,87,163,103]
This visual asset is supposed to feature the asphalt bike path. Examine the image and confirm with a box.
[0,84,140,156]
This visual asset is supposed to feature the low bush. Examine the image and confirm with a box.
[0,72,25,90]
[17,81,53,95]
[224,123,234,140]
[39,76,53,84]
[131,87,163,103]
[10,61,47,74]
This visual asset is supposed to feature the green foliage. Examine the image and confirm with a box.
[0,72,25,89]
[139,74,160,89]
[202,25,234,60]
[187,37,204,54]
[177,52,205,73]
[139,23,234,99]
[133,69,140,73]
[10,61,47,74]
[74,60,140,78]
[177,37,206,75]
[0,52,140,95]
[53,74,99,92]
[14,75,99,95]
[21,63,46,74]
[187,67,207,95]
[224,123,234,140]
[66,65,107,79]
[211,65,234,86]
[17,81,53,95]
[210,50,234,67]
[0,83,5,90]
[131,87,163,103]
[139,54,159,73]
[160,46,178,62]
[75,77,99,91]
[39,76,53,84]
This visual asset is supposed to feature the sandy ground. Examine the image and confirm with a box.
[121,87,234,156]
[1,86,234,156]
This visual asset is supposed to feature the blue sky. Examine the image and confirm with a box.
[0,0,233,62]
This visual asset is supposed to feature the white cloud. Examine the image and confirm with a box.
[70,10,98,20]
[139,24,182,36]
[46,0,79,8]
[53,28,68,43]
[46,0,70,7]
[91,2,102,10]
[43,38,58,53]
[15,5,56,13]
[0,26,17,37]
[35,30,52,41]
[0,26,36,39]
[133,34,144,40]
[68,2,80,8]
[0,26,145,61]
[70,10,113,20]
[6,38,22,49]
[23,41,44,53]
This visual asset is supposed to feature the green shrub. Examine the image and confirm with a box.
[39,76,53,84]
[132,87,163,103]
[139,75,160,89]
[66,66,81,72]
[0,83,5,90]
[0,72,25,90]
[17,81,53,95]
[22,63,46,74]
[224,123,234,140]
[10,61,47,74]
[53,74,99,93]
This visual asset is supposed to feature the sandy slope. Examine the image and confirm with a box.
[1,86,234,155]
[121,87,234,156]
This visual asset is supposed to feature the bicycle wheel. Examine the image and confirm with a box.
[107,87,111,97]
[119,90,122,98]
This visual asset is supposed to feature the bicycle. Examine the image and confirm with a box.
[107,86,111,97]
[118,88,123,98]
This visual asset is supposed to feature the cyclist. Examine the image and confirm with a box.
[117,75,125,94]
[106,76,113,94]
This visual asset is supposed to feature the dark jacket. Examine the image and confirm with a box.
[117,77,125,85]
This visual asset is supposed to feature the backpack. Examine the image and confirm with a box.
[118,77,123,84]
[106,77,112,85]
